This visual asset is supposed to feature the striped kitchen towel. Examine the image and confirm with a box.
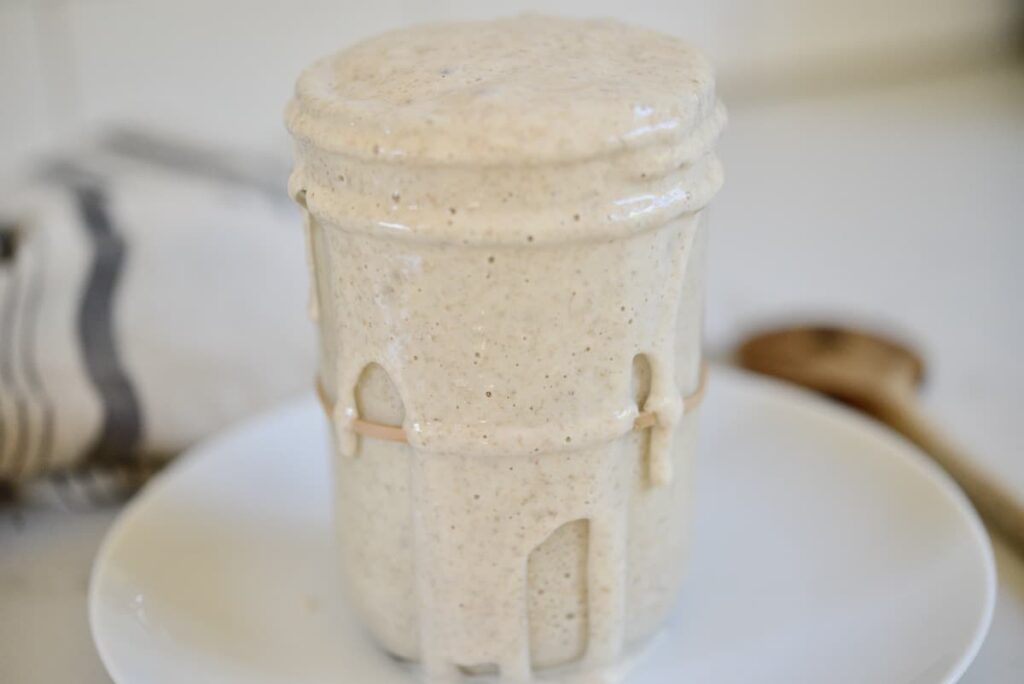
[0,129,315,505]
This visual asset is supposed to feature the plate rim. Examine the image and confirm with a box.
[88,366,997,684]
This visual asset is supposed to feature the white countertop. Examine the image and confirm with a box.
[2,64,1023,682]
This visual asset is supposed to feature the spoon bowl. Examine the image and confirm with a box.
[737,325,924,413]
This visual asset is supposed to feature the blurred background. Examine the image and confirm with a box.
[0,0,1019,160]
[1,0,1021,165]
[1,0,1023,682]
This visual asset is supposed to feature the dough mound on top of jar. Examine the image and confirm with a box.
[286,14,721,164]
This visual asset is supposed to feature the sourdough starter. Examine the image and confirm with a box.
[286,15,724,683]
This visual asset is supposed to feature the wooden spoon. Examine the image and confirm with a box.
[737,324,1024,554]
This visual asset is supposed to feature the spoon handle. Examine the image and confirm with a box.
[877,393,1024,555]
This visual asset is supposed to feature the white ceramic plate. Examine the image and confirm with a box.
[89,367,995,684]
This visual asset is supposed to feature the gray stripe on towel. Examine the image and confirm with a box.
[74,185,143,465]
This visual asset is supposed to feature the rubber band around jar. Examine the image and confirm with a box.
[315,362,708,444]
